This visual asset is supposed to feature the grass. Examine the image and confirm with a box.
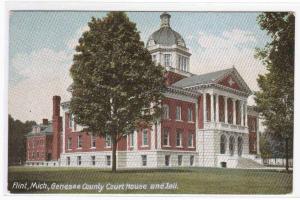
[7,166,292,194]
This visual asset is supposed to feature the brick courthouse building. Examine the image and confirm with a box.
[26,12,261,168]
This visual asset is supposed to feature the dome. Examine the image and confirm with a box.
[146,12,186,48]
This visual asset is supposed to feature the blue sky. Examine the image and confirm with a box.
[9,11,270,122]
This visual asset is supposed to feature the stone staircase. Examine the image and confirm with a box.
[236,157,266,169]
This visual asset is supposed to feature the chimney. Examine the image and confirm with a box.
[160,12,171,28]
[42,118,48,125]
[52,95,61,161]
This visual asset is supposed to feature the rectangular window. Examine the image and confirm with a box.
[188,108,193,122]
[190,155,194,166]
[188,132,194,147]
[176,106,181,120]
[69,113,73,128]
[67,137,72,149]
[164,54,171,67]
[67,157,70,166]
[77,135,82,148]
[32,152,35,159]
[176,130,182,147]
[165,155,170,166]
[91,156,96,166]
[91,134,96,148]
[77,156,81,166]
[178,155,183,166]
[152,54,157,64]
[162,104,170,119]
[106,155,111,166]
[178,55,188,71]
[105,135,111,147]
[163,129,169,146]
[36,152,39,158]
[141,155,147,166]
[143,129,148,146]
[130,132,134,147]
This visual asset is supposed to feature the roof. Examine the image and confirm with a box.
[147,27,186,47]
[26,123,53,137]
[173,68,233,88]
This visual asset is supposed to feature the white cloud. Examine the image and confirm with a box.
[190,29,267,106]
[66,25,90,50]
[9,48,73,122]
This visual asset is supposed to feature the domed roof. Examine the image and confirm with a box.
[146,12,186,48]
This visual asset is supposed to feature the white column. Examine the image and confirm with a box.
[157,122,161,150]
[241,101,244,126]
[203,93,207,122]
[256,117,260,154]
[216,94,219,122]
[151,124,155,150]
[134,130,138,150]
[224,96,228,124]
[233,99,236,125]
[62,112,66,153]
[210,93,214,122]
[245,103,248,127]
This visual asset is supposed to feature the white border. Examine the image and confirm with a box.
[1,0,300,199]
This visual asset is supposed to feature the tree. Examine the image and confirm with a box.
[255,12,294,171]
[69,12,165,172]
[8,115,36,165]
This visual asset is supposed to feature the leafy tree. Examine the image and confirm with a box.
[69,12,165,172]
[255,12,294,171]
[8,115,36,165]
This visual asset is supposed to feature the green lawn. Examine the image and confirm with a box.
[8,166,292,194]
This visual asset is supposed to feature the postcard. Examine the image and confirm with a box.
[6,3,295,195]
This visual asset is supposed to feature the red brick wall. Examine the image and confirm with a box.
[206,94,211,121]
[198,95,203,129]
[248,115,257,154]
[164,71,187,86]
[161,98,196,151]
[52,95,61,160]
[219,96,225,122]
[218,75,240,90]
[27,135,52,161]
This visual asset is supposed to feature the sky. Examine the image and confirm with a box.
[8,11,270,123]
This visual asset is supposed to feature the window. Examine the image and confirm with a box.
[229,136,235,156]
[130,132,134,147]
[163,129,169,146]
[176,106,181,120]
[69,113,73,128]
[67,157,70,166]
[250,118,256,132]
[164,54,171,67]
[176,130,182,147]
[105,135,111,147]
[178,55,188,71]
[77,156,81,166]
[67,137,72,149]
[162,104,170,119]
[91,134,96,148]
[190,155,194,166]
[152,54,157,64]
[238,136,243,156]
[188,132,194,147]
[77,135,82,148]
[188,108,193,122]
[37,152,39,158]
[220,135,227,154]
[141,155,147,166]
[106,155,111,166]
[178,155,183,166]
[91,156,96,165]
[32,152,35,159]
[165,155,170,166]
[142,129,148,146]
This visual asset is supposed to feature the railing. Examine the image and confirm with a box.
[204,122,248,133]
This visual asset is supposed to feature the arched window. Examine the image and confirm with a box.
[238,136,243,156]
[220,135,227,154]
[229,136,235,156]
